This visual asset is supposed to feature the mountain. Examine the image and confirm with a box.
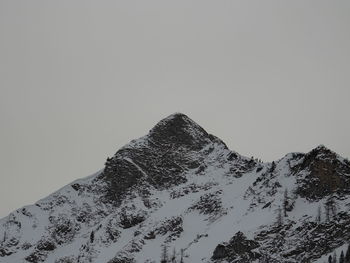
[1,113,350,263]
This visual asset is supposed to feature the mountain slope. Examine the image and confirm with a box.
[1,113,350,263]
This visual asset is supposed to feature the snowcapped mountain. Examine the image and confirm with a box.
[1,113,350,263]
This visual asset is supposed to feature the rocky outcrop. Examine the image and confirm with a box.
[102,113,222,204]
[292,145,350,200]
[212,232,260,262]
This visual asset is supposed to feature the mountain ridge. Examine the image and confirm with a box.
[1,113,349,263]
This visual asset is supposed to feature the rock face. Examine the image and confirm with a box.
[148,113,212,150]
[102,113,221,205]
[292,145,350,200]
[0,113,350,263]
[212,232,260,262]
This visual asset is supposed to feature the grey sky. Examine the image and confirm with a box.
[1,0,349,218]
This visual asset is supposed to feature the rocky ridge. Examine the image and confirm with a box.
[0,113,350,263]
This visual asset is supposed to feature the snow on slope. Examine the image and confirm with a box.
[1,113,350,263]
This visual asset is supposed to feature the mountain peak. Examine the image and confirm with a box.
[150,112,198,131]
[2,114,350,263]
[308,144,336,159]
[313,144,331,152]
[292,144,350,200]
[159,112,189,120]
[148,113,210,150]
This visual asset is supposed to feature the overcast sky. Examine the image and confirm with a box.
[1,0,349,218]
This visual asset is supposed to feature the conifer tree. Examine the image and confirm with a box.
[161,244,168,263]
[330,195,337,218]
[283,189,289,217]
[90,231,94,243]
[316,206,322,223]
[329,255,333,263]
[276,206,283,227]
[2,231,6,243]
[180,249,184,263]
[325,201,331,222]
[345,244,350,263]
[325,195,337,222]
[171,247,176,263]
[270,161,276,173]
[340,251,345,263]
[333,251,337,263]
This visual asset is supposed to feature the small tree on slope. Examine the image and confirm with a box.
[171,247,176,263]
[316,205,322,223]
[333,251,337,263]
[276,206,283,227]
[180,249,184,263]
[161,244,168,263]
[345,244,350,263]
[283,189,289,217]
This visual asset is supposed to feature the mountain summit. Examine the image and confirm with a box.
[1,114,350,263]
[148,113,212,149]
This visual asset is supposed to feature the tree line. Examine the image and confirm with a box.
[160,245,184,263]
[326,244,350,263]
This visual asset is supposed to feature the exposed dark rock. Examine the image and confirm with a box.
[71,184,80,191]
[25,250,48,263]
[169,182,217,199]
[0,247,13,257]
[102,218,121,245]
[21,242,32,250]
[49,215,76,245]
[144,230,156,240]
[262,201,272,209]
[36,238,56,251]
[189,191,223,216]
[54,256,76,263]
[108,256,135,263]
[292,145,350,200]
[212,231,260,262]
[212,244,227,259]
[255,212,350,262]
[148,113,211,151]
[119,211,146,229]
[153,216,183,242]
[102,113,220,205]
